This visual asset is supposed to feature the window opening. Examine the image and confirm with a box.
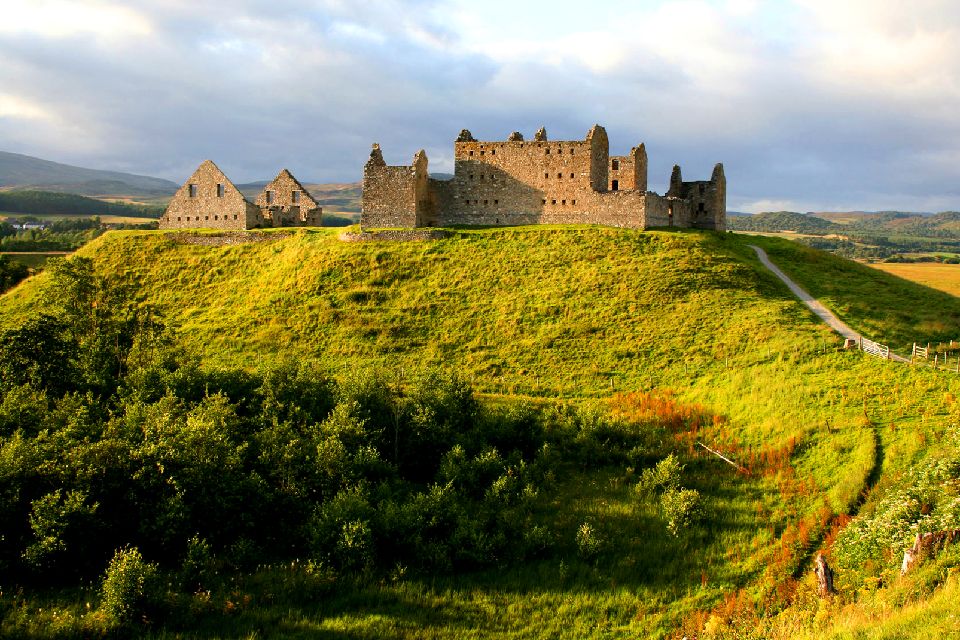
[292,191,300,203]
[216,183,225,197]
[612,179,619,191]
[266,190,274,204]
[611,160,619,170]
[188,184,197,198]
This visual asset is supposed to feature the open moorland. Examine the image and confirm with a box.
[1,227,959,638]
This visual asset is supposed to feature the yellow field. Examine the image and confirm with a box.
[867,261,960,297]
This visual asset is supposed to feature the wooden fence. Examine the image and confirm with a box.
[911,342,960,372]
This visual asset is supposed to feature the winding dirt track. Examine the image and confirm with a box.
[748,244,908,362]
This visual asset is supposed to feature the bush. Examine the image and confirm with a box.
[99,547,161,624]
[636,454,684,497]
[661,487,702,537]
[576,522,605,559]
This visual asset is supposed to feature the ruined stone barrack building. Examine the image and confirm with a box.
[159,160,322,230]
[361,125,726,231]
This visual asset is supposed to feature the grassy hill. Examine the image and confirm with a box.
[2,227,959,638]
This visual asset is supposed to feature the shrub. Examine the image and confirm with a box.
[23,489,99,572]
[661,487,702,537]
[576,522,605,559]
[99,547,161,624]
[636,454,684,497]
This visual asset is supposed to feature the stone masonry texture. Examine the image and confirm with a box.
[360,124,726,231]
[160,162,322,231]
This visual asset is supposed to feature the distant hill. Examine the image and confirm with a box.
[0,150,178,199]
[727,211,844,234]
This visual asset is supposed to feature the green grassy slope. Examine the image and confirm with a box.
[2,227,959,638]
[1,228,825,396]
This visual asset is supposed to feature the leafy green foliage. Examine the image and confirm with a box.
[660,487,702,537]
[0,254,28,292]
[0,190,163,218]
[23,489,99,571]
[728,211,843,235]
[99,547,160,623]
[834,422,960,573]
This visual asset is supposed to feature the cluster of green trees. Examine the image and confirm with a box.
[0,217,157,252]
[798,235,960,261]
[0,255,28,293]
[0,259,682,622]
[0,190,163,218]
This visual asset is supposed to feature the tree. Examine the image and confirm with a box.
[0,313,76,395]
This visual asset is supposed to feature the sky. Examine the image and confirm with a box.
[1,0,959,213]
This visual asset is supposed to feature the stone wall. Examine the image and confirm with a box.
[255,169,322,227]
[680,163,726,231]
[447,129,597,225]
[361,144,423,228]
[644,193,691,228]
[159,160,261,230]
[610,144,648,193]
[360,124,726,232]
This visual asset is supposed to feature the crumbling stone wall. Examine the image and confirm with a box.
[361,144,430,228]
[159,160,261,230]
[609,144,647,193]
[255,169,322,227]
[680,163,726,231]
[361,124,726,231]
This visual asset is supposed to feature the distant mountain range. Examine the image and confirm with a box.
[0,151,179,199]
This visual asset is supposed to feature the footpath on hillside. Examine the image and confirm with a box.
[748,244,909,363]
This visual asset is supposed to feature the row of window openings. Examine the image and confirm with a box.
[466,147,576,156]
[187,184,301,204]
[462,198,578,206]
[466,172,578,181]
[176,215,239,221]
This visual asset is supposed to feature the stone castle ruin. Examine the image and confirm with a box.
[361,125,725,231]
[159,124,726,232]
[159,160,322,230]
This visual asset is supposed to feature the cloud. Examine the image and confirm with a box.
[0,0,956,213]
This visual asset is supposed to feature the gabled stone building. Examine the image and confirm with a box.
[361,125,726,231]
[159,160,261,230]
[159,161,322,230]
[254,169,322,227]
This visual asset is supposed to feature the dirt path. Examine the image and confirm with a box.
[748,244,908,362]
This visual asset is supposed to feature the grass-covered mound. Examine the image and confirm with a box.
[1,227,959,638]
[1,227,830,398]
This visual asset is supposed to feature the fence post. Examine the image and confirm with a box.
[912,343,916,364]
